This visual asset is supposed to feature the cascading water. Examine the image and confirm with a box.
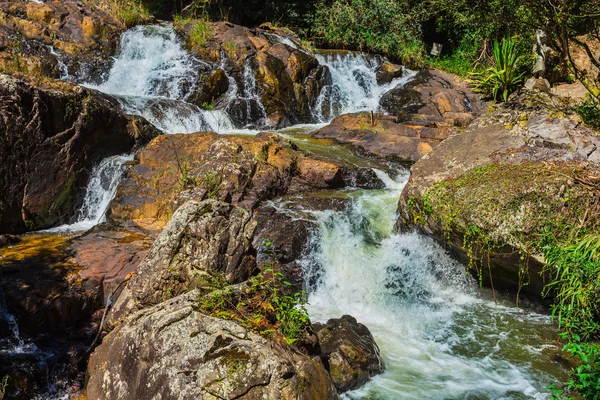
[86,24,236,134]
[271,169,568,399]
[46,154,133,232]
[313,53,417,122]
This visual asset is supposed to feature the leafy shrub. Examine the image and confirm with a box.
[312,0,425,67]
[174,15,213,49]
[469,39,526,101]
[0,376,7,400]
[575,98,600,129]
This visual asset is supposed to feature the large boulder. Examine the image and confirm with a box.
[108,200,257,327]
[176,21,330,128]
[110,132,379,225]
[0,1,124,80]
[397,90,600,298]
[313,315,385,393]
[313,69,484,164]
[87,290,339,400]
[0,74,159,233]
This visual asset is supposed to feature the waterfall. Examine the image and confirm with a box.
[45,154,133,233]
[283,169,566,399]
[86,24,236,134]
[313,53,417,122]
[0,303,38,355]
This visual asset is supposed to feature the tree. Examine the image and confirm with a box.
[521,0,600,99]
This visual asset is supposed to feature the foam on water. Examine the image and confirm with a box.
[45,154,133,233]
[292,170,566,399]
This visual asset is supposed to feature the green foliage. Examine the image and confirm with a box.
[174,15,213,49]
[199,266,310,345]
[201,101,214,111]
[312,0,425,67]
[469,39,526,101]
[562,337,600,398]
[85,0,152,26]
[542,235,600,340]
[0,376,7,400]
[200,171,220,198]
[575,98,600,129]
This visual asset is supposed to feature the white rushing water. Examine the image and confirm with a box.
[274,170,567,400]
[86,24,238,134]
[45,154,133,233]
[313,53,417,122]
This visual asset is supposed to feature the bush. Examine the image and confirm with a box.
[312,0,425,67]
[469,39,526,101]
[174,15,213,49]
[575,98,600,129]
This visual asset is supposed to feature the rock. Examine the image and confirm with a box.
[375,61,403,84]
[176,21,330,128]
[551,81,590,102]
[87,290,340,400]
[314,69,484,163]
[397,89,600,298]
[524,77,551,93]
[0,1,124,80]
[110,132,375,225]
[108,200,257,327]
[313,315,385,393]
[71,221,160,306]
[0,74,159,233]
[0,234,20,248]
[187,68,229,106]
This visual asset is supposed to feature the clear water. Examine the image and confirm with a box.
[277,170,568,399]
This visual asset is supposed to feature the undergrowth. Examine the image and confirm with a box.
[575,98,600,129]
[174,15,213,50]
[0,376,7,400]
[199,242,309,345]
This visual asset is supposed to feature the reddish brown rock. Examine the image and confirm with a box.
[313,69,484,163]
[0,1,124,79]
[110,132,378,225]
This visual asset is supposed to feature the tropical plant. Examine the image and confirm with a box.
[469,39,527,101]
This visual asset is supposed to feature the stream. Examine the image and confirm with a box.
[3,22,570,399]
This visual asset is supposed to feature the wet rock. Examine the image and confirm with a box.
[0,1,124,80]
[375,61,403,84]
[0,74,159,233]
[187,68,229,106]
[88,290,340,400]
[313,315,385,393]
[397,89,600,298]
[108,200,257,327]
[314,69,484,163]
[176,21,330,128]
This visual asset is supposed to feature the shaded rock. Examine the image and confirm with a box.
[314,69,483,164]
[108,200,257,327]
[187,68,229,106]
[313,315,384,393]
[87,290,340,400]
[397,89,600,298]
[0,74,159,233]
[0,234,20,248]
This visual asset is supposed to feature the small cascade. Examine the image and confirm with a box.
[287,169,568,399]
[46,154,133,233]
[0,303,37,355]
[48,46,70,80]
[313,52,417,122]
[86,24,236,134]
[225,60,268,128]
